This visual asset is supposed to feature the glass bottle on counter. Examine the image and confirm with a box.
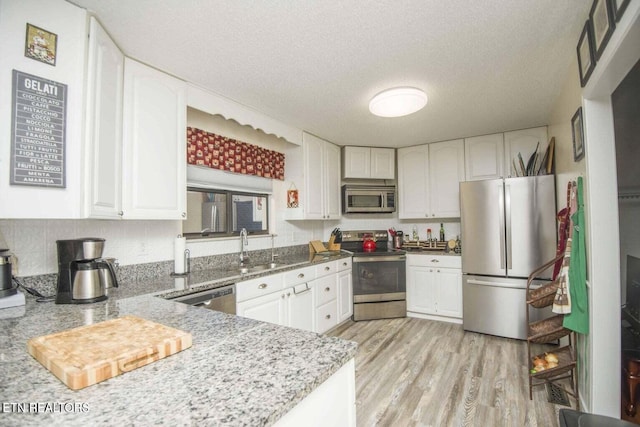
[412,225,418,241]
[439,223,445,242]
[427,228,432,241]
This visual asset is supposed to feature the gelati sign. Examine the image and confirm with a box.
[10,70,67,188]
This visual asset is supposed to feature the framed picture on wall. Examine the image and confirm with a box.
[24,23,57,66]
[577,21,595,87]
[612,0,630,22]
[572,107,585,162]
[589,0,615,61]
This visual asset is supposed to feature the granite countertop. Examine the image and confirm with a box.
[0,252,357,426]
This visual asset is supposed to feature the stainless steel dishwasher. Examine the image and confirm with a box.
[171,284,236,314]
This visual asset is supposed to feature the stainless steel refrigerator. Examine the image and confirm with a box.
[460,175,556,339]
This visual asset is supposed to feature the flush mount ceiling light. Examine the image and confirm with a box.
[368,87,428,118]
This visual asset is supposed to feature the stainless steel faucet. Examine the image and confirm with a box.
[239,228,249,265]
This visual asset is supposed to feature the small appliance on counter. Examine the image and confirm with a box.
[55,238,118,304]
[0,229,25,310]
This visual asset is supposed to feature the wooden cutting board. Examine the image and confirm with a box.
[27,315,192,390]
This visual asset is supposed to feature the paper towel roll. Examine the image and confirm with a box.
[174,236,186,274]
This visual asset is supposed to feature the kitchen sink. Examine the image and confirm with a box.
[238,262,285,274]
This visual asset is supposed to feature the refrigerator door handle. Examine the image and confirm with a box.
[466,278,526,290]
[498,183,506,269]
[505,184,512,270]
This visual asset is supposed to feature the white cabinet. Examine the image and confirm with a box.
[83,17,124,218]
[343,146,394,179]
[122,58,187,219]
[284,132,340,220]
[406,254,462,322]
[285,283,315,331]
[313,274,338,334]
[464,133,504,181]
[337,268,353,323]
[504,126,548,177]
[397,145,430,219]
[428,139,465,217]
[397,139,464,219]
[236,260,351,333]
[237,290,286,325]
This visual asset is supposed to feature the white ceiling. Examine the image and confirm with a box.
[69,0,592,147]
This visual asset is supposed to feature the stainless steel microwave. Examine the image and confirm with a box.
[342,185,396,213]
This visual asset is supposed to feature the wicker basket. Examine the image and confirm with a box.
[530,345,576,379]
[527,280,559,308]
[528,314,571,343]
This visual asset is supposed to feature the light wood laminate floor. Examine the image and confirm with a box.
[330,317,573,427]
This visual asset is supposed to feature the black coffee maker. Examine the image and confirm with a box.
[55,238,118,304]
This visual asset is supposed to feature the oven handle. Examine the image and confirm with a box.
[352,255,406,263]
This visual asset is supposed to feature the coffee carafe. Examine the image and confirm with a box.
[55,238,118,304]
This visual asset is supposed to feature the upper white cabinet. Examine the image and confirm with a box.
[284,132,340,220]
[122,58,187,219]
[343,146,394,179]
[504,126,548,177]
[397,145,430,218]
[397,139,464,219]
[84,17,124,219]
[464,133,504,181]
[428,139,465,217]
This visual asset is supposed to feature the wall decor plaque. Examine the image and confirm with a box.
[10,70,67,188]
[24,23,57,66]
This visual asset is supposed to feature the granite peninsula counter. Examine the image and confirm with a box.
[0,252,357,426]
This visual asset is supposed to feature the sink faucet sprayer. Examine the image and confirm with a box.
[239,228,249,265]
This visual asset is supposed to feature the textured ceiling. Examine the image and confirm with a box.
[70,0,592,147]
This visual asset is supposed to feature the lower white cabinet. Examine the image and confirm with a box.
[337,269,353,323]
[406,254,462,322]
[236,260,352,333]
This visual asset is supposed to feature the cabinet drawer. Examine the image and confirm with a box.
[236,274,284,303]
[407,254,461,269]
[316,301,338,333]
[284,266,316,287]
[316,260,337,277]
[314,275,337,307]
[337,257,352,272]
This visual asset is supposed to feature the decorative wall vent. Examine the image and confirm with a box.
[187,127,285,180]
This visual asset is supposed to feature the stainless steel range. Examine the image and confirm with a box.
[341,230,406,321]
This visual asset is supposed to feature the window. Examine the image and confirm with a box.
[183,187,269,238]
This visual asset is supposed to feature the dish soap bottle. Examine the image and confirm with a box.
[439,223,445,242]
[412,225,418,241]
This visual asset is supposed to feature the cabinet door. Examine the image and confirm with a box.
[504,127,548,177]
[436,268,462,318]
[429,139,464,218]
[237,291,285,326]
[324,142,341,219]
[302,133,324,219]
[286,285,315,332]
[122,58,186,219]
[370,148,395,179]
[406,266,437,314]
[343,146,370,179]
[397,145,429,219]
[337,270,353,322]
[464,133,504,181]
[84,17,124,219]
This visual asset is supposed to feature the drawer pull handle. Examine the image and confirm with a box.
[325,314,331,319]
[325,287,330,292]
[437,270,440,273]
[298,273,304,278]
[343,262,347,266]
[287,292,291,297]
[431,259,440,263]
[325,266,330,271]
[258,283,268,289]
[281,294,285,298]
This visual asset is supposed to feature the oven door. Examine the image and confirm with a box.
[352,255,406,302]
